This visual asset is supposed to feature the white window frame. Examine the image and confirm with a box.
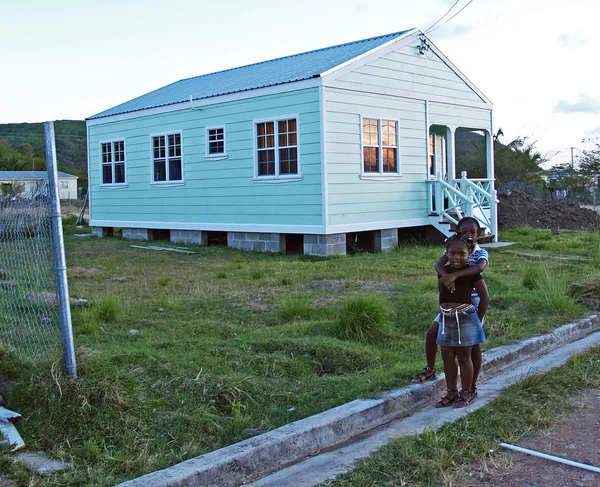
[359,116,401,180]
[205,125,227,160]
[253,115,302,182]
[59,180,69,189]
[150,131,184,185]
[100,139,127,186]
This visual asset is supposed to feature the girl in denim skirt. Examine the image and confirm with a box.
[434,234,489,408]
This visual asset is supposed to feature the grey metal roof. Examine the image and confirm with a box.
[0,171,78,179]
[88,30,415,120]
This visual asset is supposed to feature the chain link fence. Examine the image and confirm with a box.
[0,182,62,362]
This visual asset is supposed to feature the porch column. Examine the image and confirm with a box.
[445,127,456,182]
[485,130,495,180]
[486,128,499,242]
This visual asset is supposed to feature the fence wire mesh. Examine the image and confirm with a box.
[0,182,61,362]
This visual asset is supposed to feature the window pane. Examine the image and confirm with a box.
[363,147,378,172]
[265,122,274,135]
[102,164,112,184]
[154,160,166,181]
[209,141,224,154]
[169,158,182,181]
[115,163,125,183]
[153,136,165,159]
[258,149,275,175]
[382,120,397,147]
[169,134,181,157]
[383,148,397,173]
[363,118,379,146]
[114,141,125,162]
[279,147,298,174]
[101,143,112,163]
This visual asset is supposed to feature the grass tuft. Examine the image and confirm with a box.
[522,264,550,290]
[91,296,122,323]
[337,294,391,342]
[277,294,312,322]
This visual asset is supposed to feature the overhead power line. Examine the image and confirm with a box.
[427,0,475,34]
[425,0,461,33]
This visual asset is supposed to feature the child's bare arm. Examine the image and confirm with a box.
[444,258,488,280]
[474,279,489,320]
[435,254,449,275]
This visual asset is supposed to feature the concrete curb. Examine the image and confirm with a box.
[115,314,600,487]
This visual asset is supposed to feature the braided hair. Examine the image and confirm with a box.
[445,233,475,255]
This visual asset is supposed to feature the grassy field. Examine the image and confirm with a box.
[0,226,599,486]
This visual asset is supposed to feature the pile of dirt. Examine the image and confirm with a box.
[498,188,600,231]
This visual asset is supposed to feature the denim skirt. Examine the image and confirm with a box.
[435,304,486,347]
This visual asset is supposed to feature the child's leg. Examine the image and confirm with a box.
[471,344,482,389]
[456,346,474,393]
[435,346,458,407]
[412,321,439,383]
[426,321,439,368]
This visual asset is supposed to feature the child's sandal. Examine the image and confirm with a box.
[435,389,458,408]
[453,389,476,408]
[412,366,436,384]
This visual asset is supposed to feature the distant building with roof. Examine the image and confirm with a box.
[0,171,78,200]
[86,29,497,255]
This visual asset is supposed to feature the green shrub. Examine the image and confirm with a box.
[337,294,390,342]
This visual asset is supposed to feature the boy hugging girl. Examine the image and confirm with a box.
[412,217,490,408]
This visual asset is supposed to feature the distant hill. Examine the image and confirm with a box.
[0,120,87,173]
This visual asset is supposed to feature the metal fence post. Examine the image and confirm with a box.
[44,121,77,378]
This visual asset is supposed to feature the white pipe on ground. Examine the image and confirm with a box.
[499,443,600,473]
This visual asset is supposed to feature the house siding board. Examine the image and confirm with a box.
[428,102,491,130]
[88,87,323,228]
[323,87,428,227]
[337,43,486,104]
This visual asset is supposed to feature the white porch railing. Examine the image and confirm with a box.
[427,171,499,240]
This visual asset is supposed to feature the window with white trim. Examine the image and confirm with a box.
[256,118,298,177]
[206,127,226,156]
[101,140,126,185]
[362,118,399,174]
[59,181,68,189]
[152,133,182,182]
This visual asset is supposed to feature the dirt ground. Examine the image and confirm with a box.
[498,188,600,231]
[453,388,600,487]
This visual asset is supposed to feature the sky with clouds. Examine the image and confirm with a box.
[1,0,598,167]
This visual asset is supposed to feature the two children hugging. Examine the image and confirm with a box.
[412,217,490,408]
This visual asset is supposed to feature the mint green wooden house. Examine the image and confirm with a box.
[86,29,497,256]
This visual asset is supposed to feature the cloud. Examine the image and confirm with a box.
[352,4,368,14]
[585,126,600,137]
[558,32,586,49]
[554,94,600,114]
